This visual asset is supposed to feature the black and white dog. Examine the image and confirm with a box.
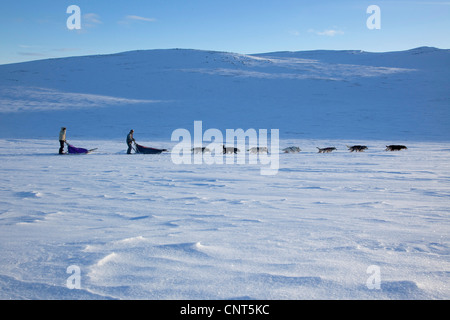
[282,146,301,153]
[222,145,240,154]
[317,147,336,153]
[347,145,368,152]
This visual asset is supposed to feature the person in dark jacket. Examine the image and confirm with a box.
[59,127,66,154]
[126,129,135,154]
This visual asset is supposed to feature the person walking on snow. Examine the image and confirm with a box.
[59,127,66,154]
[126,129,135,154]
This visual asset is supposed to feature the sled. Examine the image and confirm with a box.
[65,142,97,154]
[134,142,167,154]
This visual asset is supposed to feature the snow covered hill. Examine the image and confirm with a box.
[0,47,448,141]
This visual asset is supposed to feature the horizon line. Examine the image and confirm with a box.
[1,46,448,66]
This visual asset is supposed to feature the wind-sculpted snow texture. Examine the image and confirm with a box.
[0,139,448,299]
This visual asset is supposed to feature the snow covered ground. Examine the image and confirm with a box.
[0,139,448,299]
[0,47,449,299]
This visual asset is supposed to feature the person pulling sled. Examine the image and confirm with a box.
[59,127,67,154]
[126,129,135,154]
[126,129,168,154]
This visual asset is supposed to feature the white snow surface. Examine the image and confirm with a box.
[0,47,449,299]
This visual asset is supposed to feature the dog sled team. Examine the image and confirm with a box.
[190,144,407,154]
[314,145,407,153]
[58,127,407,155]
[191,145,267,154]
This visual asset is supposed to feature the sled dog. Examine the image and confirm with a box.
[282,147,301,153]
[317,147,336,153]
[347,145,368,152]
[222,145,240,154]
[248,147,268,154]
[192,147,210,154]
[385,145,407,151]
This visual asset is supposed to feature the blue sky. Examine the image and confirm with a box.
[0,0,449,64]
